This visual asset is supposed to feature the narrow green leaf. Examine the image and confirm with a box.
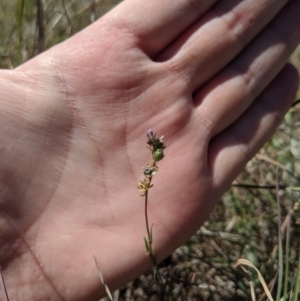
[144,237,150,254]
[276,171,283,301]
[153,266,158,281]
[283,214,291,301]
[149,224,154,243]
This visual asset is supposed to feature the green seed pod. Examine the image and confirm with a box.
[152,148,164,162]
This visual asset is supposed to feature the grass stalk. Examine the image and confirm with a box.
[293,247,300,301]
[276,171,284,301]
[283,214,291,301]
[94,255,113,301]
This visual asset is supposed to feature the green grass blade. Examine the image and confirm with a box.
[293,247,300,301]
[283,214,291,301]
[276,171,284,301]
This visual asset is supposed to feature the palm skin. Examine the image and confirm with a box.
[0,0,299,300]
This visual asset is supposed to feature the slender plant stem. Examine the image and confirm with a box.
[145,177,158,267]
[294,246,300,301]
[283,213,291,301]
[139,131,167,295]
[276,170,283,301]
[145,181,151,241]
[144,171,165,288]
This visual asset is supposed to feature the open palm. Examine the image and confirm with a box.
[0,0,299,300]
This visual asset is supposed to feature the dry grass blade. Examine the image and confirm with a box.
[255,154,287,171]
[0,266,9,301]
[93,255,113,301]
[258,278,277,301]
[200,226,243,242]
[235,258,274,301]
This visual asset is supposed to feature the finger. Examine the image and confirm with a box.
[157,0,291,90]
[100,0,219,56]
[193,0,300,138]
[209,63,299,194]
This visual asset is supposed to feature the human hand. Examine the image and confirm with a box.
[0,0,299,300]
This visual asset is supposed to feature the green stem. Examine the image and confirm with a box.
[145,180,151,241]
[144,171,164,287]
[144,177,157,266]
[294,246,300,301]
